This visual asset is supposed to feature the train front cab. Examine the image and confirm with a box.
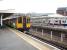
[16,16,31,31]
[26,16,31,31]
[23,16,31,31]
[16,17,23,30]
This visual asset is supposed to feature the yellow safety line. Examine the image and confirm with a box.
[9,28,54,50]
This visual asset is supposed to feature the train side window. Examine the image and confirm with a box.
[49,20,50,23]
[55,21,58,22]
[18,17,22,23]
[63,20,66,23]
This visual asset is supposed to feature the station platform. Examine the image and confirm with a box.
[0,28,60,50]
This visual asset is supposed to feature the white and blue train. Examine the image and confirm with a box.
[31,14,67,27]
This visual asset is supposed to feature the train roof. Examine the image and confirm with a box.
[3,13,29,20]
[31,14,66,19]
[47,14,64,17]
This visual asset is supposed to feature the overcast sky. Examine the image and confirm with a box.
[0,0,67,13]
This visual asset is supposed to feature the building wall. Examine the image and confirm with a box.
[56,7,67,16]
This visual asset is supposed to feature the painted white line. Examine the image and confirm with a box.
[9,28,60,50]
[31,35,60,50]
[27,31,60,50]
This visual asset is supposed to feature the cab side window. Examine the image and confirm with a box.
[18,17,22,23]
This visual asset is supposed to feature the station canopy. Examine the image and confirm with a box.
[0,9,16,18]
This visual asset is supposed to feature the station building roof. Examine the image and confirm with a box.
[0,9,26,19]
[0,9,15,18]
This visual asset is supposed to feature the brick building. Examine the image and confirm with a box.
[56,7,67,16]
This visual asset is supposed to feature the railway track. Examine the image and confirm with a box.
[7,26,67,50]
[25,29,67,50]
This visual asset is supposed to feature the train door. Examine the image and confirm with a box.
[59,20,61,25]
[23,16,26,30]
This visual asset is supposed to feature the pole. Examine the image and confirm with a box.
[61,33,64,42]
[51,31,53,40]
[42,29,43,36]
[1,14,3,27]
[36,28,37,33]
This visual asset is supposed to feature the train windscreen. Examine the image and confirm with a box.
[18,17,22,23]
[27,18,30,23]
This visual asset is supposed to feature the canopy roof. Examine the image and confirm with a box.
[0,9,15,18]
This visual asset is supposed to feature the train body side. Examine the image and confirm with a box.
[4,16,31,31]
[31,16,67,27]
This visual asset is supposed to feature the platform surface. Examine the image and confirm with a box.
[0,28,38,50]
[0,28,60,50]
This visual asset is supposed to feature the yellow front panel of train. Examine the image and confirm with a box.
[26,17,31,28]
[26,23,31,28]
[16,17,23,28]
[17,23,23,28]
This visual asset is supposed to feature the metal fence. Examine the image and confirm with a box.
[29,26,67,48]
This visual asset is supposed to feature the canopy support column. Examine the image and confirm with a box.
[1,14,3,27]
